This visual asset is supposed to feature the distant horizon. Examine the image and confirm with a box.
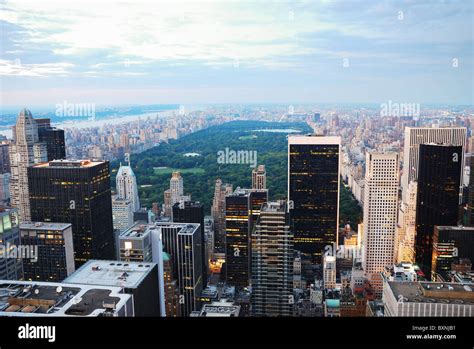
[1,101,473,113]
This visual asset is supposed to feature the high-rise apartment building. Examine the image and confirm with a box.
[362,152,399,295]
[28,159,115,268]
[288,135,340,264]
[415,144,463,280]
[251,200,293,316]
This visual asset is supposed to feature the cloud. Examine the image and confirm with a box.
[0,59,74,77]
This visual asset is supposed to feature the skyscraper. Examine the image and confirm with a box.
[288,135,340,264]
[28,159,115,268]
[9,109,48,221]
[152,222,203,316]
[225,188,268,288]
[116,159,140,212]
[211,179,232,253]
[172,200,207,286]
[251,201,293,317]
[36,118,66,161]
[401,127,466,199]
[20,222,75,281]
[415,144,463,280]
[362,152,399,295]
[163,171,190,217]
[252,165,266,190]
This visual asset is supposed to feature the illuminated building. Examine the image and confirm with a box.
[172,200,207,286]
[225,188,268,288]
[20,222,75,282]
[432,226,474,281]
[28,159,115,268]
[288,135,340,265]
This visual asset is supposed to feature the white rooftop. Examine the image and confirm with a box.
[64,260,156,288]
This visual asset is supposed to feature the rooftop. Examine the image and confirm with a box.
[388,281,474,305]
[64,260,156,289]
[0,280,131,317]
[33,159,104,168]
[199,300,240,317]
[20,222,72,231]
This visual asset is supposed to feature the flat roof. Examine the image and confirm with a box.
[288,135,341,145]
[32,159,104,168]
[388,281,474,305]
[200,301,240,317]
[64,260,156,289]
[20,222,72,231]
[0,280,131,317]
[120,222,200,239]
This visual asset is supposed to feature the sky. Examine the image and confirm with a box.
[0,0,473,107]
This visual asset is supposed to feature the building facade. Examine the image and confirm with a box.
[288,135,340,264]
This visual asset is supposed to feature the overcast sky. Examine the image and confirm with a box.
[1,0,473,107]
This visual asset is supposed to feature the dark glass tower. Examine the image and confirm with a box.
[432,225,474,280]
[36,118,66,161]
[28,160,115,268]
[415,144,463,280]
[288,136,340,265]
[224,188,268,288]
[172,200,207,286]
